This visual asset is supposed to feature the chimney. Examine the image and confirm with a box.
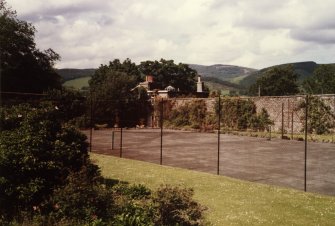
[197,75,203,93]
[146,75,154,83]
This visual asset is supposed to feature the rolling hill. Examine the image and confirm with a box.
[239,61,319,88]
[56,68,95,82]
[188,64,257,83]
[188,64,257,93]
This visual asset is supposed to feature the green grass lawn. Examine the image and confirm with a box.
[91,153,335,225]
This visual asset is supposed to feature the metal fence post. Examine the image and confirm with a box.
[120,127,123,158]
[304,95,309,192]
[89,92,93,152]
[291,110,294,140]
[160,99,163,165]
[281,102,284,139]
[217,95,221,175]
[112,131,114,150]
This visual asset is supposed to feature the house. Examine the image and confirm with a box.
[132,75,206,99]
[133,75,176,99]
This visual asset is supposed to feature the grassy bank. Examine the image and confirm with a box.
[91,153,335,225]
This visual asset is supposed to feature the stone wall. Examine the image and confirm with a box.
[165,95,335,133]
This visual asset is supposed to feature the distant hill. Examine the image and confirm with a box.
[188,64,257,82]
[57,68,95,82]
[202,77,244,93]
[239,61,319,88]
[188,64,257,93]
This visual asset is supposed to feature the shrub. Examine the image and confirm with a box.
[298,96,335,135]
[44,88,87,123]
[0,104,95,220]
[166,100,207,130]
[46,166,114,224]
[153,185,207,226]
[112,183,155,226]
[216,98,273,131]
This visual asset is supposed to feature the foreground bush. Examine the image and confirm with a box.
[0,104,98,221]
[154,185,207,226]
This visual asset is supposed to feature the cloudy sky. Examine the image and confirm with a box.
[8,0,335,69]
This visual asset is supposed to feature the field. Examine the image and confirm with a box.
[63,76,90,89]
[91,153,335,225]
[84,128,335,196]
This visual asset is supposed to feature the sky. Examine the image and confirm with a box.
[8,0,335,69]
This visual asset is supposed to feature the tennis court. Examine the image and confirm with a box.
[84,128,335,196]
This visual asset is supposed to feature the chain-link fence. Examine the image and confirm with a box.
[2,92,335,196]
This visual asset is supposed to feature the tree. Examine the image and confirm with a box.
[249,65,299,96]
[139,59,197,94]
[89,60,151,127]
[89,58,141,88]
[44,87,87,123]
[302,64,335,94]
[0,1,61,93]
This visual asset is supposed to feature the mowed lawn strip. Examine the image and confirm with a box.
[91,153,335,226]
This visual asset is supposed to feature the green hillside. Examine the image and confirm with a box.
[239,61,318,88]
[189,64,257,82]
[63,76,91,90]
[188,64,257,94]
[202,77,244,94]
[57,68,95,81]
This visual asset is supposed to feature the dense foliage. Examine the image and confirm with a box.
[303,64,335,94]
[0,1,61,93]
[166,99,208,130]
[139,59,197,94]
[249,65,299,96]
[216,98,273,131]
[89,59,151,127]
[44,88,87,123]
[165,98,273,132]
[154,185,206,226]
[298,96,335,135]
[0,104,97,220]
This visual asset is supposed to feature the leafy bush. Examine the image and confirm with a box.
[153,185,207,226]
[0,104,96,221]
[298,96,335,134]
[46,166,114,224]
[166,100,208,130]
[216,98,273,131]
[44,88,87,123]
[113,184,207,226]
[112,183,155,226]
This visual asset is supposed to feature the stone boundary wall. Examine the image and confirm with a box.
[165,95,335,133]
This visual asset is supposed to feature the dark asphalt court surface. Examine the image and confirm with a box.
[84,129,335,196]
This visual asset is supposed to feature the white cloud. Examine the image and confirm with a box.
[7,0,335,69]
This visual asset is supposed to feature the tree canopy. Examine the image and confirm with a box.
[89,59,150,127]
[0,1,61,93]
[139,59,197,94]
[249,65,299,96]
[302,64,335,94]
